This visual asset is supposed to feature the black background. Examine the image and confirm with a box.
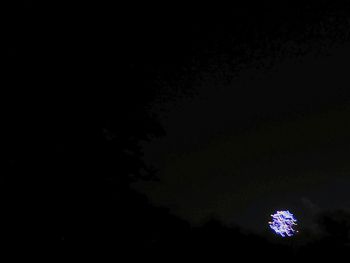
[3,1,350,260]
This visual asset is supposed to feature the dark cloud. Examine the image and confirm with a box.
[133,43,350,233]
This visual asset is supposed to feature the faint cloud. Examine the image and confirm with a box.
[301,197,320,214]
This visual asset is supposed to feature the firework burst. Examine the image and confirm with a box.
[268,210,298,237]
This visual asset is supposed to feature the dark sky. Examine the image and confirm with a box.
[131,9,350,234]
[4,2,350,250]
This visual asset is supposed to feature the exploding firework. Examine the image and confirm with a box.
[268,210,298,237]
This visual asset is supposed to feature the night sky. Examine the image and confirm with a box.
[4,1,350,259]
[134,45,350,233]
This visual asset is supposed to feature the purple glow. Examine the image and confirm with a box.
[268,210,298,237]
